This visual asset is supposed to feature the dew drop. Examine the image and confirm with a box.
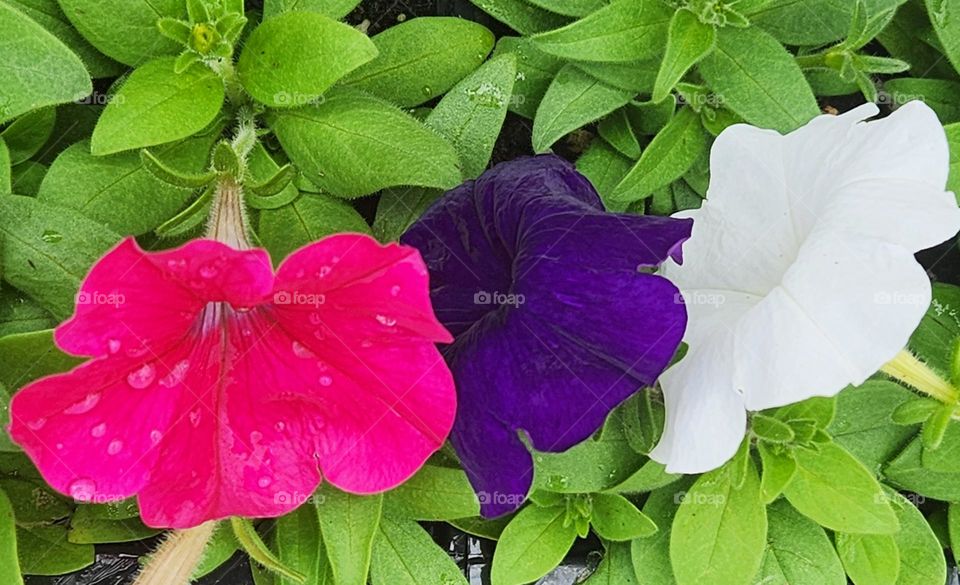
[318,266,331,278]
[316,360,329,372]
[189,409,202,427]
[313,327,326,341]
[308,312,323,325]
[56,443,63,450]
[292,341,315,359]
[257,476,272,488]
[40,230,63,243]
[250,431,263,443]
[64,392,101,415]
[199,264,219,279]
[91,423,107,438]
[390,285,401,296]
[127,363,156,389]
[275,421,286,432]
[159,360,190,388]
[375,314,397,327]
[107,339,121,354]
[319,375,333,387]
[27,418,47,431]
[107,439,123,455]
[150,430,163,445]
[360,339,373,348]
[68,478,96,502]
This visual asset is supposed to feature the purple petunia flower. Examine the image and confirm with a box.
[402,155,692,517]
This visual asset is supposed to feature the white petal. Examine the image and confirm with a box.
[650,331,747,474]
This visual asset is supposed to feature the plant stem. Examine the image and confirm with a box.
[881,349,959,404]
[206,175,252,249]
[132,522,216,585]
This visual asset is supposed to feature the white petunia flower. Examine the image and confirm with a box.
[650,102,960,474]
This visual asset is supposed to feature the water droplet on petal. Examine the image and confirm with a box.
[309,312,323,325]
[199,264,219,278]
[166,258,186,271]
[107,439,123,455]
[292,341,315,359]
[27,418,47,431]
[319,375,333,387]
[316,361,328,372]
[313,328,326,341]
[275,421,286,432]
[189,409,202,427]
[64,393,101,415]
[150,430,163,445]
[107,339,121,354]
[250,431,263,443]
[127,364,156,389]
[318,266,331,278]
[360,339,373,348]
[375,314,397,327]
[91,423,106,438]
[257,476,272,488]
[56,443,63,450]
[390,285,401,296]
[68,478,96,502]
[159,360,190,388]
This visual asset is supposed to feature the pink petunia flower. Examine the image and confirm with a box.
[8,234,456,528]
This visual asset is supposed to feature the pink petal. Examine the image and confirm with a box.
[56,238,273,359]
[272,235,456,492]
[273,234,453,344]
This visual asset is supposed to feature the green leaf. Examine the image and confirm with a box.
[746,0,905,46]
[425,53,516,179]
[264,0,362,20]
[532,0,672,63]
[491,504,578,585]
[232,517,306,584]
[885,433,960,500]
[238,11,376,108]
[884,488,947,585]
[597,109,641,159]
[0,2,91,125]
[756,500,845,585]
[372,187,442,243]
[615,390,665,456]
[526,0,607,17]
[0,330,80,390]
[909,283,960,372]
[782,442,899,534]
[836,532,899,585]
[576,140,634,206]
[670,458,767,585]
[274,503,332,585]
[466,0,570,35]
[67,507,161,544]
[140,150,216,190]
[653,10,717,103]
[370,515,468,585]
[774,396,837,428]
[268,90,462,197]
[316,486,382,585]
[751,414,796,443]
[193,522,241,579]
[534,406,646,493]
[582,541,637,585]
[532,64,633,153]
[39,135,216,235]
[631,480,693,585]
[448,515,512,540]
[921,419,960,471]
[878,1,957,80]
[7,0,122,79]
[341,17,493,108]
[0,488,22,585]
[0,196,119,319]
[258,194,369,261]
[0,477,71,524]
[1,108,56,165]
[0,140,9,195]
[57,0,183,65]
[757,442,797,504]
[699,26,819,133]
[16,523,94,576]
[382,464,480,521]
[91,58,224,155]
[926,0,960,76]
[590,493,657,541]
[609,107,707,204]
[492,37,564,119]
[829,381,918,471]
[883,79,960,124]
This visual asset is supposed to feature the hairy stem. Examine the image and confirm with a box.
[881,349,959,404]
[133,522,216,585]
[206,176,252,249]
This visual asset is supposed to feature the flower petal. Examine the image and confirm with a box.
[56,238,273,359]
[649,331,746,474]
